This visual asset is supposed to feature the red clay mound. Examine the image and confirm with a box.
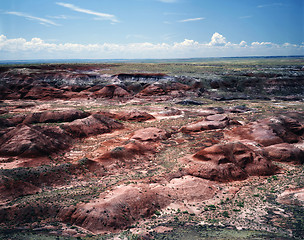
[138,84,166,96]
[269,116,304,143]
[0,124,72,157]
[59,184,168,233]
[59,176,218,233]
[180,114,229,133]
[157,175,218,203]
[22,109,90,124]
[115,110,155,122]
[188,142,278,182]
[159,107,182,116]
[0,176,40,201]
[264,143,304,164]
[93,85,131,98]
[98,140,155,162]
[62,114,123,138]
[23,85,66,100]
[225,116,304,147]
[0,118,11,129]
[131,127,171,141]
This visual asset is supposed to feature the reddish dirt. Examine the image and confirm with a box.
[62,114,124,138]
[114,110,155,122]
[0,124,72,157]
[22,109,90,124]
[186,141,278,182]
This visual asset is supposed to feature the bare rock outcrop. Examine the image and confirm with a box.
[59,176,218,233]
[0,124,72,157]
[131,127,171,141]
[59,184,168,233]
[187,141,278,182]
[98,140,155,162]
[0,176,41,200]
[225,116,304,147]
[264,143,304,164]
[22,109,90,124]
[62,114,123,138]
[138,84,166,96]
[23,85,66,100]
[93,85,131,99]
[277,188,304,206]
[180,114,230,133]
[115,110,155,122]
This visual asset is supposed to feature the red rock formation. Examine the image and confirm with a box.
[59,176,218,233]
[22,109,90,124]
[94,85,131,99]
[0,124,71,157]
[98,140,155,162]
[131,127,171,141]
[225,116,303,147]
[138,84,166,96]
[159,107,182,116]
[264,143,304,164]
[0,177,40,201]
[115,110,155,122]
[59,184,168,233]
[23,85,66,100]
[62,114,123,138]
[180,114,229,133]
[188,142,278,182]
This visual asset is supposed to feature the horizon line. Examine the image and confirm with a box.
[0,55,303,65]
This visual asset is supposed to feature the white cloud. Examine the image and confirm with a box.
[5,11,59,26]
[251,41,277,47]
[239,41,247,47]
[47,15,75,20]
[178,17,205,23]
[209,32,227,46]
[56,2,119,23]
[0,33,303,60]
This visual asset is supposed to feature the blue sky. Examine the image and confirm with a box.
[0,0,303,59]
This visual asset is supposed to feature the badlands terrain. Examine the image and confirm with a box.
[0,58,303,239]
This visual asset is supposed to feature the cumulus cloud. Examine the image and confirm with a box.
[56,2,119,23]
[239,41,247,47]
[178,17,205,23]
[5,11,59,26]
[251,41,278,47]
[209,32,227,46]
[0,33,303,60]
